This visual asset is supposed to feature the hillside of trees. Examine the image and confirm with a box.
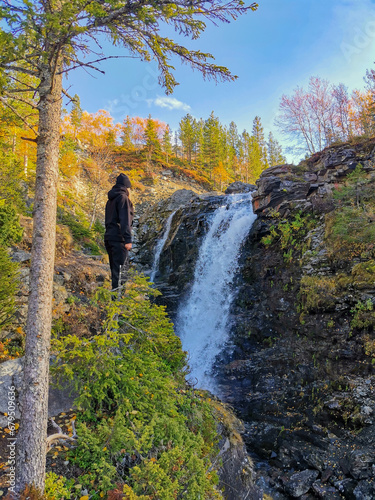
[61,100,285,193]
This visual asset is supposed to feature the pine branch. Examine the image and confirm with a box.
[3,92,38,110]
[0,63,38,77]
[0,97,39,137]
[7,74,37,92]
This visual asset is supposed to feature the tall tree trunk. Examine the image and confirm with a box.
[16,67,62,493]
[24,144,29,177]
[89,181,100,231]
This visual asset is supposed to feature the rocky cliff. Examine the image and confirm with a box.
[137,140,375,499]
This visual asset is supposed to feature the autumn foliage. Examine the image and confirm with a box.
[276,75,375,156]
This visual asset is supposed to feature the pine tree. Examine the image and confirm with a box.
[173,131,180,158]
[203,111,221,177]
[144,115,162,167]
[252,115,268,169]
[196,118,205,167]
[70,94,82,139]
[228,121,239,178]
[121,116,134,151]
[267,132,286,167]
[248,135,265,182]
[162,126,173,167]
[179,114,197,163]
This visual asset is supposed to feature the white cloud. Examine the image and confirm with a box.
[150,96,191,111]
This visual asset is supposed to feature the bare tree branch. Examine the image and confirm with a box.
[46,418,78,452]
[59,54,136,75]
[21,136,38,143]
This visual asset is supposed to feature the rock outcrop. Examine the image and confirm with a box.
[0,358,76,427]
[252,141,375,217]
[219,140,375,498]
[136,140,375,499]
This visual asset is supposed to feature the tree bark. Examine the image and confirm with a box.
[16,66,63,493]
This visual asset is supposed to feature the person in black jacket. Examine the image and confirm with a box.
[104,173,134,290]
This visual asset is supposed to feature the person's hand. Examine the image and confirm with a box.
[125,243,132,251]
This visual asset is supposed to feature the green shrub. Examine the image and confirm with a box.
[0,147,26,211]
[327,165,375,260]
[58,209,104,255]
[50,273,222,499]
[300,275,337,312]
[45,472,74,499]
[59,211,91,240]
[0,202,22,331]
[350,299,375,330]
[261,211,317,263]
[92,218,105,237]
[0,247,19,329]
[0,201,23,246]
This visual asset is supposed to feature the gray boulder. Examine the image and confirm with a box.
[284,469,319,498]
[225,182,256,194]
[0,358,77,426]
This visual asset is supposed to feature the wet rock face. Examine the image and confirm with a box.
[215,142,375,498]
[136,141,375,499]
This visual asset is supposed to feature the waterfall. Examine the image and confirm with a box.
[150,210,176,282]
[175,193,256,392]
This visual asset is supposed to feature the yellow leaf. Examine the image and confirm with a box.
[102,446,107,451]
[80,497,89,500]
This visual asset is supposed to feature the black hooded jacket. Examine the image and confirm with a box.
[104,185,134,243]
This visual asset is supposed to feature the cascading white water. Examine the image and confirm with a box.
[175,193,257,392]
[150,210,176,282]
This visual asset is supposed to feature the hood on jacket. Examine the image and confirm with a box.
[116,173,132,188]
[107,185,129,201]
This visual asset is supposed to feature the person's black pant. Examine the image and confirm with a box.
[105,240,129,290]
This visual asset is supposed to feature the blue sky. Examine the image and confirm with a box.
[66,0,375,159]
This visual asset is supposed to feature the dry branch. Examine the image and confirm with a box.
[46,418,78,452]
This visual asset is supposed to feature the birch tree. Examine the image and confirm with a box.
[0,0,258,493]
